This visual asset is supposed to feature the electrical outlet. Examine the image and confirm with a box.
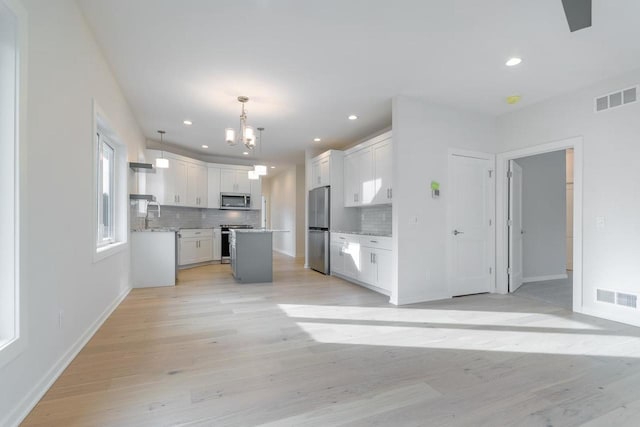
[176,213,181,219]
[201,212,206,219]
[596,216,605,229]
[58,310,64,329]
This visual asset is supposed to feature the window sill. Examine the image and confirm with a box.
[94,241,128,263]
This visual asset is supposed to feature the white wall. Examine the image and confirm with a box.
[264,165,301,257]
[515,151,567,281]
[0,0,146,425]
[295,164,306,257]
[497,67,640,326]
[391,96,496,304]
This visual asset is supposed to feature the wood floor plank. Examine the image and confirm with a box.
[21,254,640,426]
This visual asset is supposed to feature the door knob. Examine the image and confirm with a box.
[453,230,464,236]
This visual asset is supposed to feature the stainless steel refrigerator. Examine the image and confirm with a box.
[308,186,330,274]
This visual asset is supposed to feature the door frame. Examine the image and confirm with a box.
[447,149,496,296]
[496,137,583,313]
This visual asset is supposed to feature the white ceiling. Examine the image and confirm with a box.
[78,0,640,165]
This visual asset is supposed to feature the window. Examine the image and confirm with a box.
[97,134,116,246]
[93,102,127,261]
[0,0,24,367]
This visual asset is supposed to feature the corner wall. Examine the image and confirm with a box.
[391,96,496,304]
[497,67,640,326]
[0,0,146,425]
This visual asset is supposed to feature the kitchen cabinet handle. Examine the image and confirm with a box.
[373,253,376,264]
[370,240,378,243]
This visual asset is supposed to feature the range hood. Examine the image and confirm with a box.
[129,162,155,172]
[129,194,156,202]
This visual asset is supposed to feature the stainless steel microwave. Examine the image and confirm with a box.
[220,193,251,210]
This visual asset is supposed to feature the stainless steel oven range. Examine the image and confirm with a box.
[220,224,253,263]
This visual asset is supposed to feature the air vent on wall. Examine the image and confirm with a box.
[595,86,638,112]
[617,292,637,309]
[597,288,638,309]
[596,289,615,304]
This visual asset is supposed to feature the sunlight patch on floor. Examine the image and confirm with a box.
[277,304,640,358]
[277,304,606,330]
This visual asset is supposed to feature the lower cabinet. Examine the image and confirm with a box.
[330,233,392,295]
[179,229,214,266]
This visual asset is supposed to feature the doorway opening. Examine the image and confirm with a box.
[507,149,574,310]
[496,137,582,313]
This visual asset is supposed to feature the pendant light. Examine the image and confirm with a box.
[155,130,169,168]
[225,96,257,149]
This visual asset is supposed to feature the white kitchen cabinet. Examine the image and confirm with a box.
[221,168,251,193]
[330,232,392,296]
[213,228,222,261]
[131,231,176,288]
[372,138,392,204]
[146,151,189,206]
[343,132,392,207]
[310,154,330,189]
[179,229,214,266]
[344,148,373,206]
[250,178,262,210]
[207,167,221,209]
[187,163,208,207]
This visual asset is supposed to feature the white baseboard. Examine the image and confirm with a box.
[523,273,568,283]
[3,286,131,427]
[273,248,296,258]
[393,293,451,306]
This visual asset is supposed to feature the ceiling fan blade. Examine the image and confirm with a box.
[562,0,592,32]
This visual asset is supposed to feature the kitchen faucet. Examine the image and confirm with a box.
[145,200,161,229]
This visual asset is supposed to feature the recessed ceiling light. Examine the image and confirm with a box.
[201,145,208,149]
[314,137,321,142]
[243,151,249,155]
[505,57,522,67]
[348,115,358,120]
[183,120,193,125]
[270,166,276,169]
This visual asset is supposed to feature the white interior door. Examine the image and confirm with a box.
[450,154,493,296]
[508,160,524,292]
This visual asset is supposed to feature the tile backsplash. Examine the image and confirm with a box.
[358,205,392,235]
[131,204,261,229]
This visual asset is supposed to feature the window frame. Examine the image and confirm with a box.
[0,0,27,370]
[92,100,128,262]
[97,134,116,247]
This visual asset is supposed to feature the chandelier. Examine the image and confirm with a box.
[225,96,256,150]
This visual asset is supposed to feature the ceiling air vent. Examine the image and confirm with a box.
[595,86,638,112]
[596,289,615,304]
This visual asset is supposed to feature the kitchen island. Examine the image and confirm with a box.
[230,229,273,283]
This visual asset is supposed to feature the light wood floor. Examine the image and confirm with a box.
[23,254,640,426]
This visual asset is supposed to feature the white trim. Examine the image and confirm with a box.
[92,100,128,263]
[331,272,391,297]
[1,286,131,427]
[447,148,496,296]
[0,0,28,371]
[522,274,569,283]
[496,136,583,314]
[273,248,296,258]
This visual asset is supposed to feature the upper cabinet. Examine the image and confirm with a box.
[344,132,392,207]
[146,151,188,206]
[146,150,261,209]
[187,163,208,207]
[207,167,221,209]
[311,155,331,189]
[220,168,251,194]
